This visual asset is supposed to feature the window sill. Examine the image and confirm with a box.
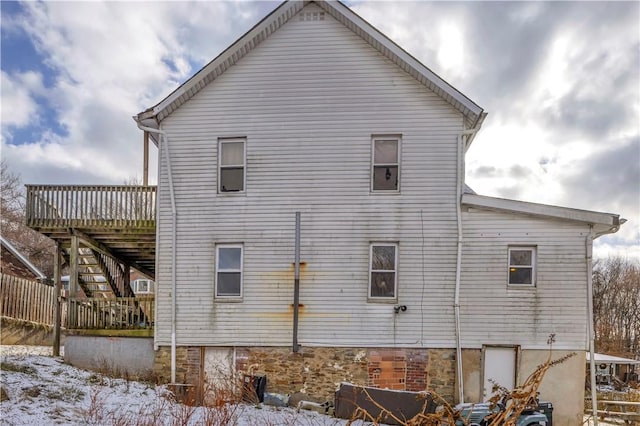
[507,284,536,290]
[370,190,401,195]
[367,297,398,304]
[214,297,243,303]
[217,191,246,197]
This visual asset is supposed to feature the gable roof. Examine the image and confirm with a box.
[135,0,485,135]
[462,193,623,237]
[0,236,46,280]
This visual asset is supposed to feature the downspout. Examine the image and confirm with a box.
[587,217,624,425]
[454,126,480,404]
[585,225,598,426]
[136,122,178,385]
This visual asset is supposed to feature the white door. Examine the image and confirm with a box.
[483,346,517,401]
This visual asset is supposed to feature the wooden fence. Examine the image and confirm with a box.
[67,296,154,329]
[0,273,63,326]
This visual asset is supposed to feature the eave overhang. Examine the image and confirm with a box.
[134,0,484,130]
[0,236,47,280]
[461,193,623,237]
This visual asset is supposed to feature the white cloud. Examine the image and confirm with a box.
[1,1,638,260]
[0,70,43,129]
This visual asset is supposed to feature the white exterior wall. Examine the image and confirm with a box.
[460,208,590,350]
[155,4,465,347]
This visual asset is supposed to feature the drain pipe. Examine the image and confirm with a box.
[454,125,482,404]
[585,225,598,426]
[135,122,178,384]
[293,212,301,353]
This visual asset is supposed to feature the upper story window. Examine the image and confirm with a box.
[216,244,243,298]
[508,247,536,286]
[219,138,245,193]
[369,243,398,300]
[372,135,401,192]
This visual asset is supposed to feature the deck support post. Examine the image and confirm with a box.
[123,262,130,294]
[70,235,79,297]
[53,243,62,356]
[69,235,79,327]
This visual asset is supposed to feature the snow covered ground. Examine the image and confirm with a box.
[0,345,352,425]
[1,345,629,426]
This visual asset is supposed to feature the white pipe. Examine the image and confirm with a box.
[135,122,178,384]
[454,127,478,404]
[586,226,598,425]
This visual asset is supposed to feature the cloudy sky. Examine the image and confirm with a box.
[1,1,638,260]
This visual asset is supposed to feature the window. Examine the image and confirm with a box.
[132,279,154,294]
[369,243,398,299]
[372,136,400,191]
[219,138,245,192]
[508,247,536,286]
[216,244,243,298]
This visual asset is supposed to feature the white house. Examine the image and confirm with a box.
[135,1,622,424]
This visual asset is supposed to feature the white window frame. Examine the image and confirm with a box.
[507,246,536,286]
[215,244,244,299]
[368,242,398,301]
[371,135,401,192]
[132,279,154,294]
[218,137,246,193]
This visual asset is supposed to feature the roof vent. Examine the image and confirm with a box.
[299,11,325,21]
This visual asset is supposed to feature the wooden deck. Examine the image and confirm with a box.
[26,185,156,279]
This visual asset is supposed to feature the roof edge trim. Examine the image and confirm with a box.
[0,236,47,280]
[462,193,620,227]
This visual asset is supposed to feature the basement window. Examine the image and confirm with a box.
[508,247,536,286]
[369,243,398,300]
[219,138,245,193]
[216,244,243,298]
[372,136,400,191]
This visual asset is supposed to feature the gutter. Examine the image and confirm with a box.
[454,117,484,404]
[135,120,178,385]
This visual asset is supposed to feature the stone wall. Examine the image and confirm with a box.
[0,316,60,346]
[426,349,456,402]
[235,347,370,400]
[155,346,459,404]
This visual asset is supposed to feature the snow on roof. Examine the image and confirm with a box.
[586,352,640,365]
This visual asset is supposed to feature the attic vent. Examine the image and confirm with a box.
[299,11,325,21]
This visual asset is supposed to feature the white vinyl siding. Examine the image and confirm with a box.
[154,3,465,348]
[460,208,591,350]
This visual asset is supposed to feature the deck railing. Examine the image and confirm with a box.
[66,296,154,330]
[26,185,156,228]
[0,273,66,326]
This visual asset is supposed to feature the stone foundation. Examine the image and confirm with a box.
[154,346,457,403]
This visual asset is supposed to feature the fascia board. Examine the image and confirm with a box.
[462,193,620,227]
